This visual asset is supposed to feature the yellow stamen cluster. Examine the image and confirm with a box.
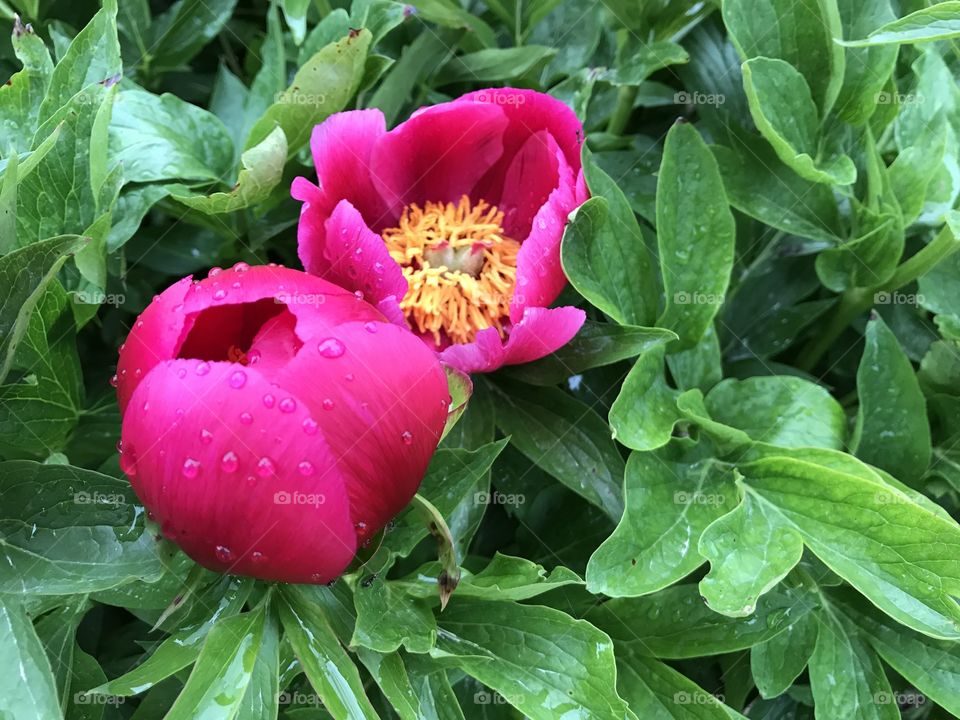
[382,195,519,345]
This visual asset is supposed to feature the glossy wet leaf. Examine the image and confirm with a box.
[0,598,62,720]
[609,344,680,451]
[750,611,818,699]
[839,1,960,46]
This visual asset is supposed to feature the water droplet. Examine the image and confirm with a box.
[239,411,253,425]
[262,393,276,409]
[344,373,355,382]
[134,368,142,379]
[257,456,275,477]
[136,320,144,329]
[245,475,257,487]
[353,290,364,300]
[213,288,227,301]
[317,338,345,358]
[181,458,201,478]
[109,374,119,388]
[400,430,413,445]
[208,267,223,277]
[175,408,185,419]
[229,370,247,389]
[220,451,239,473]
[233,262,249,273]
[119,447,138,477]
[364,322,378,334]
[302,418,318,435]
[177,367,187,379]
[214,545,233,562]
[279,397,297,413]
[251,551,267,564]
[142,400,150,412]
[298,460,315,476]
[310,573,324,583]
[196,362,211,376]
[199,429,213,445]
[322,398,335,411]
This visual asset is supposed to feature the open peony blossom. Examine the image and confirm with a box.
[114,264,449,584]
[292,87,588,373]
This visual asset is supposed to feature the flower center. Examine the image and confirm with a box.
[382,195,519,345]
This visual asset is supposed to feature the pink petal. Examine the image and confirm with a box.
[301,198,408,307]
[122,358,358,584]
[370,101,508,211]
[458,88,584,198]
[439,306,585,373]
[275,320,449,534]
[497,130,562,239]
[510,141,579,322]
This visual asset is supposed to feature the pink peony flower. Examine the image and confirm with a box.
[292,88,588,373]
[115,264,449,584]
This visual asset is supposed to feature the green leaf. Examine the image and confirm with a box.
[0,19,54,154]
[352,555,438,653]
[0,460,165,594]
[723,0,844,114]
[834,0,899,125]
[839,1,960,46]
[164,603,266,720]
[280,0,311,44]
[737,452,960,639]
[37,0,120,125]
[237,604,280,720]
[808,608,897,720]
[742,58,856,186]
[504,321,676,386]
[601,41,689,86]
[750,611,818,699]
[246,29,371,155]
[704,376,846,450]
[852,315,932,485]
[617,647,739,720]
[172,126,287,214]
[561,148,659,327]
[90,577,252,696]
[436,46,555,84]
[148,0,238,73]
[656,121,735,350]
[711,141,842,244]
[433,599,634,720]
[0,234,84,384]
[698,491,803,616]
[590,583,818,658]
[0,598,62,720]
[609,345,680,451]
[832,587,960,717]
[108,88,235,183]
[491,380,624,520]
[587,441,737,597]
[278,587,380,720]
[667,323,722,392]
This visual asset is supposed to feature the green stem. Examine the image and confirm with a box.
[796,223,959,372]
[606,85,638,136]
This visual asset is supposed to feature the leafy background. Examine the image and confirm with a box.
[2,0,960,718]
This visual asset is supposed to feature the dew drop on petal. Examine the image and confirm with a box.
[214,545,233,562]
[247,349,261,365]
[119,447,138,477]
[239,411,254,425]
[298,460,315,476]
[229,370,247,389]
[262,393,275,409]
[208,267,223,278]
[344,373,354,382]
[196,362,211,376]
[302,417,318,435]
[363,322,378,334]
[257,456,275,477]
[400,430,413,445]
[353,290,364,300]
[233,262,249,273]
[213,288,227,301]
[317,338,345,358]
[109,374,119,388]
[251,551,267,564]
[322,398,335,411]
[220,451,238,473]
[181,458,201,478]
[177,368,188,379]
[199,429,213,445]
[142,400,150,412]
[279,397,297,413]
